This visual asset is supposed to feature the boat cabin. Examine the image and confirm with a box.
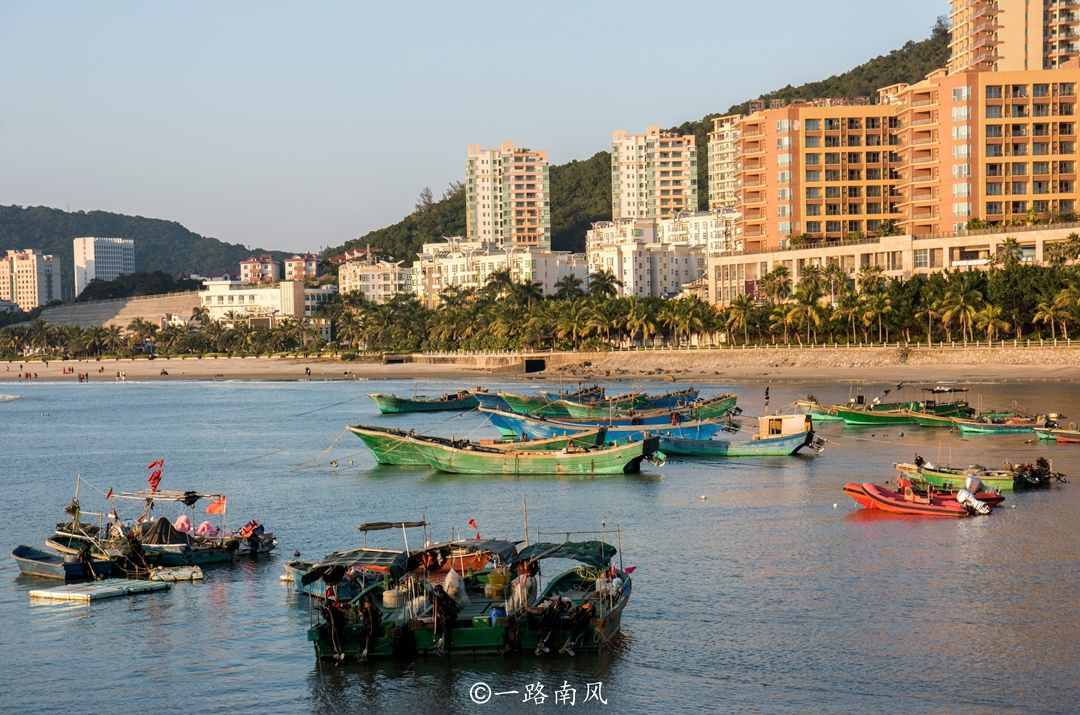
[757,414,812,440]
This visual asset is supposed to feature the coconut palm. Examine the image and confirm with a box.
[554,275,584,300]
[1034,297,1066,340]
[726,294,755,345]
[861,292,893,342]
[587,271,622,299]
[915,299,942,347]
[940,285,983,342]
[975,304,1010,341]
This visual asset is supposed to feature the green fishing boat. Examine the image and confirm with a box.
[422,436,660,476]
[369,391,478,414]
[499,392,578,417]
[560,388,699,418]
[835,399,971,426]
[895,461,1019,492]
[793,399,844,422]
[348,425,607,466]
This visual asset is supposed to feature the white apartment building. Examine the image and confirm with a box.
[199,280,306,323]
[0,249,61,311]
[239,255,282,284]
[283,254,320,281]
[585,219,706,298]
[611,126,698,221]
[411,236,587,306]
[338,258,412,303]
[466,142,551,249]
[73,237,135,297]
[707,114,741,211]
[656,211,742,255]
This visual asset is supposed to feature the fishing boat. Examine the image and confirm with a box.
[497,386,608,417]
[954,415,1050,435]
[420,436,660,476]
[793,398,844,422]
[842,482,991,517]
[895,460,1019,492]
[369,390,479,414]
[660,415,820,458]
[11,545,113,581]
[473,392,511,412]
[559,388,701,418]
[1034,426,1080,443]
[307,530,631,661]
[527,394,737,429]
[482,408,730,443]
[347,425,607,466]
[835,399,971,426]
[894,475,1005,506]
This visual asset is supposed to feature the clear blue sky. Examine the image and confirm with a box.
[0,1,945,252]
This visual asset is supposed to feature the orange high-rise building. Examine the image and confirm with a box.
[949,0,1080,73]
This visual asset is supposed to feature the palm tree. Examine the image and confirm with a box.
[823,262,848,305]
[554,275,584,300]
[834,290,862,343]
[190,305,211,325]
[788,283,826,344]
[759,266,791,305]
[1034,297,1065,340]
[992,237,1023,268]
[915,299,942,347]
[940,285,983,342]
[975,303,1010,341]
[861,292,893,342]
[624,297,656,347]
[587,271,622,299]
[726,294,754,345]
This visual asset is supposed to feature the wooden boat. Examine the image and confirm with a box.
[499,386,608,417]
[954,415,1046,435]
[842,482,988,517]
[369,391,478,414]
[307,535,630,661]
[835,399,971,426]
[421,436,660,476]
[348,425,607,466]
[893,476,1005,506]
[559,388,701,418]
[1034,426,1080,443]
[660,415,818,457]
[482,407,729,442]
[473,392,511,412]
[530,394,737,428]
[793,399,845,422]
[12,545,113,581]
[895,461,1018,492]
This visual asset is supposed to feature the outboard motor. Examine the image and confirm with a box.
[965,475,983,494]
[956,489,992,515]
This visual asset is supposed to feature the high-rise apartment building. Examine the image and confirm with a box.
[737,101,901,253]
[465,142,551,249]
[611,126,698,221]
[0,249,61,311]
[72,237,135,297]
[948,0,1080,73]
[707,115,742,210]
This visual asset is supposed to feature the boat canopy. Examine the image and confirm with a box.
[136,516,191,545]
[117,490,224,505]
[515,540,616,569]
[357,521,427,532]
[398,539,519,574]
[301,547,405,585]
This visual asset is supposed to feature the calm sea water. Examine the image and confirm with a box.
[1,377,1079,714]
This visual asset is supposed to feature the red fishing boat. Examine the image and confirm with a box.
[842,481,993,517]
[895,476,1006,506]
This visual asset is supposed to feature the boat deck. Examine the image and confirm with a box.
[28,579,172,603]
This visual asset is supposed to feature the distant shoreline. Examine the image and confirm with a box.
[4,345,1080,385]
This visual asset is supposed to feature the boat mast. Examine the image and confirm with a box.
[522,495,529,547]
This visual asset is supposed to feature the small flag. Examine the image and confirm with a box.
[467,518,478,531]
[105,488,113,500]
[206,496,227,515]
[624,566,637,574]
[147,468,163,493]
[146,458,165,470]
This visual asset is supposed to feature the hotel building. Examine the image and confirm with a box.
[0,249,61,311]
[466,142,551,249]
[72,237,135,297]
[948,0,1080,73]
[707,114,741,210]
[239,255,282,284]
[611,126,698,221]
[411,237,586,306]
[338,256,412,303]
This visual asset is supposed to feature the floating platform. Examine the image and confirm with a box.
[29,579,172,603]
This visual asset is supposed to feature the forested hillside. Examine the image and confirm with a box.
[328,19,949,263]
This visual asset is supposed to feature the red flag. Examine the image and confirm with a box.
[147,468,162,493]
[105,488,113,500]
[146,458,165,470]
[206,496,227,515]
[467,518,478,530]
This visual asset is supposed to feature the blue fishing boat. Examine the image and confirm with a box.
[473,392,511,411]
[11,545,112,581]
[660,415,819,457]
[481,407,728,442]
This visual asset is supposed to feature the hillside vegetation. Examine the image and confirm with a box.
[329,19,949,263]
[0,205,292,299]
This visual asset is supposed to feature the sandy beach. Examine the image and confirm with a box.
[5,344,1080,384]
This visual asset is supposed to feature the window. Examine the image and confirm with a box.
[806,221,821,232]
[953,202,971,217]
[778,188,790,200]
[1011,181,1027,194]
[1011,201,1028,213]
[848,203,861,214]
[825,170,841,181]
[986,201,1003,214]
[825,186,841,198]
[778,170,791,183]
[846,118,862,130]
[806,204,821,215]
[778,153,791,165]
[805,170,821,181]
[952,106,969,121]
[986,125,1003,138]
[777,136,791,149]
[1012,162,1028,176]
[986,105,1004,119]
[824,153,840,165]
[805,135,821,148]
[805,153,820,165]
[953,183,969,197]
[1034,84,1050,98]
[953,163,971,178]
[954,144,970,158]
[866,168,882,180]
[826,221,842,233]
[824,118,840,130]
[986,85,1003,99]
[986,182,1004,196]
[1033,161,1050,175]
[866,186,882,197]
[1032,142,1049,155]
[914,249,929,268]
[804,119,820,131]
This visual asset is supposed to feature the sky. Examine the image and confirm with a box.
[0,1,945,253]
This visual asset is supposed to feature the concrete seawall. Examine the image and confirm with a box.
[37,292,201,328]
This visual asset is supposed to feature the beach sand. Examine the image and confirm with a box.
[4,344,1080,384]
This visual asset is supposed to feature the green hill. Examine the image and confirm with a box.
[0,205,293,299]
[328,18,949,262]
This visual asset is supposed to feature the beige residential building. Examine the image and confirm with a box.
[586,219,706,298]
[707,114,741,210]
[338,257,412,303]
[705,225,1077,306]
[411,237,586,306]
[239,255,282,284]
[0,249,61,311]
[466,142,551,249]
[656,211,742,255]
[283,254,319,282]
[611,126,698,221]
[949,0,1080,73]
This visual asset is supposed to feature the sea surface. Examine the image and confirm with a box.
[1,378,1079,714]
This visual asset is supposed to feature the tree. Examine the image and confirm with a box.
[940,285,983,342]
[727,294,755,345]
[554,275,584,300]
[587,271,622,299]
[414,187,435,214]
[862,292,893,342]
[975,303,1010,341]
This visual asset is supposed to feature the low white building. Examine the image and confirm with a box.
[338,257,412,303]
[199,280,305,324]
[411,236,587,306]
[655,210,741,255]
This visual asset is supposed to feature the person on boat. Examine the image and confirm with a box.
[560,601,594,656]
[431,584,459,654]
[358,593,383,660]
[532,597,570,656]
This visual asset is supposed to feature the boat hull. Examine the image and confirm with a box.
[956,421,1034,435]
[895,463,1016,491]
[12,545,113,581]
[369,393,478,414]
[660,430,812,457]
[483,408,727,443]
[842,483,973,517]
[424,438,658,475]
